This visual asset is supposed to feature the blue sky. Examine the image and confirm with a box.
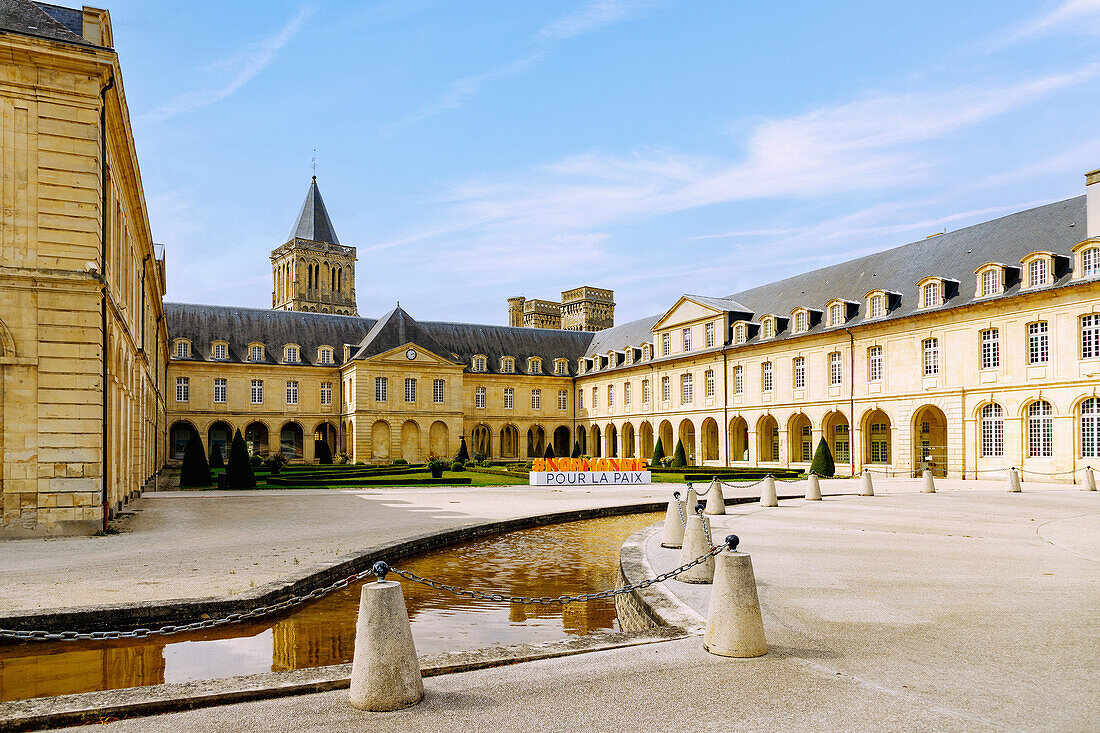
[111,0,1100,325]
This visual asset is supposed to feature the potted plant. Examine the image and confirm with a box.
[265,453,287,475]
[427,453,446,479]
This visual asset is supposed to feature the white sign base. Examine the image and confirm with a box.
[530,471,651,486]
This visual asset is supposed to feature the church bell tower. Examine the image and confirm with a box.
[271,176,358,315]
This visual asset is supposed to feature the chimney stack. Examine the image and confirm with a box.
[1087,168,1100,239]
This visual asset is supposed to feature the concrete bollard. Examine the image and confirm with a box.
[1084,466,1096,491]
[677,514,715,584]
[348,565,424,712]
[922,469,936,493]
[684,482,699,511]
[661,491,686,548]
[860,469,875,496]
[705,477,726,515]
[1007,467,1022,493]
[760,476,778,507]
[703,536,767,658]
[805,473,822,501]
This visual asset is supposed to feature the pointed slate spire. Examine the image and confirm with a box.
[288,176,340,244]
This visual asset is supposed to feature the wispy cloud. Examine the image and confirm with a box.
[138,6,313,125]
[983,0,1100,51]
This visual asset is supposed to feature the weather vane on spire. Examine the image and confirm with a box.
[311,149,317,178]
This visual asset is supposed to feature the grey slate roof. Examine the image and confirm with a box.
[585,314,660,357]
[287,177,340,245]
[682,294,752,314]
[351,307,458,362]
[411,319,593,375]
[0,0,95,46]
[165,303,375,366]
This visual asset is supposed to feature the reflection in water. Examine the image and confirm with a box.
[0,512,661,702]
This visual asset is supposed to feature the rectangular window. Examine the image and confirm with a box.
[286,380,299,405]
[834,424,850,463]
[763,319,774,338]
[592,387,598,411]
[605,385,613,408]
[433,379,445,404]
[1028,322,1049,364]
[795,311,807,332]
[981,269,998,296]
[682,327,691,352]
[734,366,743,394]
[830,304,843,326]
[923,283,939,308]
[705,322,715,348]
[624,382,632,405]
[923,338,939,375]
[558,390,568,410]
[662,332,671,356]
[319,349,333,365]
[476,386,486,409]
[870,423,889,463]
[1084,248,1100,277]
[213,343,227,360]
[403,378,416,403]
[175,341,189,359]
[175,377,189,402]
[801,426,813,462]
[502,359,514,374]
[213,378,226,403]
[1029,259,1047,288]
[793,357,805,389]
[251,379,263,404]
[1083,314,1100,359]
[532,389,542,410]
[375,377,388,402]
[642,380,651,404]
[868,346,883,382]
[706,370,715,398]
[577,389,584,410]
[981,328,1000,369]
[829,352,842,385]
[681,373,693,404]
[250,345,263,362]
[504,387,514,409]
[1029,404,1053,458]
[286,346,299,363]
[762,362,773,392]
[556,360,567,375]
[869,296,884,318]
[320,381,332,405]
[473,357,486,372]
[662,377,671,402]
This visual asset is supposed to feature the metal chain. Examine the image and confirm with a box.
[674,493,686,527]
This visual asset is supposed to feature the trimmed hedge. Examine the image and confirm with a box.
[263,476,472,488]
[467,466,529,479]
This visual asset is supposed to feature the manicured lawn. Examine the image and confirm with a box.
[203,466,530,489]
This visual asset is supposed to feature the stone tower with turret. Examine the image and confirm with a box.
[271,177,358,315]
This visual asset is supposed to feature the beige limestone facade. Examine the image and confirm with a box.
[0,4,167,536]
[508,286,615,331]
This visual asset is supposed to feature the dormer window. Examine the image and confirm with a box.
[642,344,651,360]
[828,303,844,327]
[794,310,807,333]
[248,343,264,362]
[590,356,599,373]
[1071,241,1100,279]
[211,341,228,360]
[974,263,1004,298]
[318,347,334,365]
[472,355,487,372]
[733,324,746,344]
[174,340,191,359]
[501,357,515,374]
[918,277,944,309]
[868,294,884,319]
[555,358,569,375]
[284,345,300,363]
[626,348,634,365]
[1028,259,1047,288]
[577,358,587,375]
[762,318,775,339]
[528,357,542,374]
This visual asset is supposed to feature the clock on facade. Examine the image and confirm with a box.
[405,348,417,360]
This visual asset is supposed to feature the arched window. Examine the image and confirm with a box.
[981,403,1004,457]
[1027,401,1053,458]
[1082,398,1100,458]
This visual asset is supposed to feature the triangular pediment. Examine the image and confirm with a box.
[365,342,460,366]
[652,294,750,331]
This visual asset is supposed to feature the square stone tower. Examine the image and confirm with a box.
[271,177,358,315]
[560,286,615,331]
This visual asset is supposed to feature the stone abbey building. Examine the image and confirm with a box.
[2,0,1100,536]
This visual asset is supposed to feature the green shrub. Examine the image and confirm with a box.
[455,437,470,463]
[315,440,333,464]
[208,445,224,470]
[392,458,408,466]
[451,460,466,472]
[473,452,488,463]
[225,429,256,489]
[651,437,665,466]
[542,443,555,459]
[180,431,211,487]
[571,441,581,458]
[810,438,835,477]
[427,458,447,479]
[671,438,687,468]
[249,454,263,468]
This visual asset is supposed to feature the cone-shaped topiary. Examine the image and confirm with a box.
[315,439,333,464]
[810,437,835,477]
[671,438,688,468]
[454,436,470,463]
[543,442,555,459]
[225,428,256,489]
[571,441,581,458]
[180,430,211,487]
[651,437,665,466]
[208,443,224,469]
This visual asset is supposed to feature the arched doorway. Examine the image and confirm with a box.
[701,418,719,462]
[678,419,696,464]
[471,424,491,458]
[822,411,850,469]
[639,421,654,460]
[371,420,391,461]
[728,416,748,462]
[592,425,602,457]
[500,424,519,458]
[788,413,813,463]
[280,422,304,459]
[401,421,421,462]
[658,420,673,457]
[577,425,587,455]
[911,406,947,477]
[862,409,892,466]
[757,415,779,462]
[313,422,338,453]
[245,422,269,456]
[527,425,546,457]
[621,423,635,458]
[607,424,618,457]
[169,421,197,460]
[207,421,232,461]
[553,426,571,456]
[346,419,354,461]
[430,421,449,457]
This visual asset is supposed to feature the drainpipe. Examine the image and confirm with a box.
[845,328,855,477]
[153,314,163,488]
[99,75,114,531]
[722,350,729,467]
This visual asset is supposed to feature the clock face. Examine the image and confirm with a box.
[405,348,417,360]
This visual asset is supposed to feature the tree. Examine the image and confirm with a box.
[543,442,555,459]
[571,441,581,458]
[208,443,224,469]
[810,437,835,477]
[651,437,665,466]
[671,438,688,468]
[225,428,256,489]
[315,439,333,464]
[454,435,470,463]
[180,430,211,487]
